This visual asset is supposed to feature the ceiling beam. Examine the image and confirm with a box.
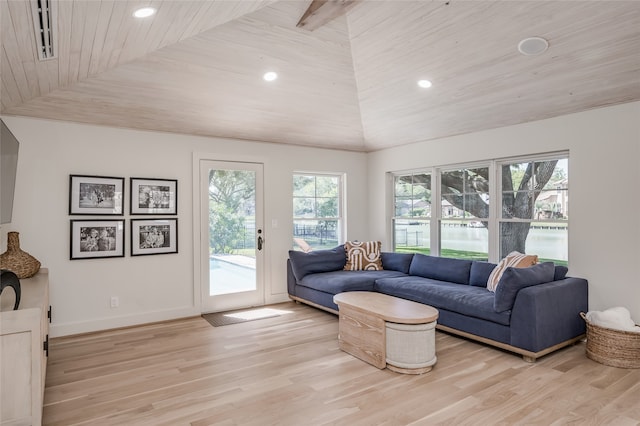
[296,0,362,31]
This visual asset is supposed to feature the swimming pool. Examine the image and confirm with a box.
[209,257,255,296]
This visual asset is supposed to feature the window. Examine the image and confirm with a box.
[293,174,342,251]
[393,173,431,255]
[440,166,489,260]
[499,157,568,265]
[392,153,568,265]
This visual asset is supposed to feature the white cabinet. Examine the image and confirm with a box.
[1,269,50,426]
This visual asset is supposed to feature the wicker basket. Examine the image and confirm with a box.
[580,312,640,369]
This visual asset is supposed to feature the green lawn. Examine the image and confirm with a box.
[395,247,487,261]
[538,257,568,267]
[395,247,568,266]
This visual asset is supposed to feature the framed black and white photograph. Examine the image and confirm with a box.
[130,178,177,215]
[131,218,178,256]
[70,219,125,259]
[69,175,124,215]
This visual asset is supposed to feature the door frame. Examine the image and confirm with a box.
[192,152,266,313]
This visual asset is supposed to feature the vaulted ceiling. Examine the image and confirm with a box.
[1,0,639,152]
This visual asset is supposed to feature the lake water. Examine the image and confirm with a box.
[398,224,567,261]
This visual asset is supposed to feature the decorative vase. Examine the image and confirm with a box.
[0,232,41,279]
[0,270,21,310]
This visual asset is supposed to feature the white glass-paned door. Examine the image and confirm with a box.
[200,160,264,312]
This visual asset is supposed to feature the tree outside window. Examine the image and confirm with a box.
[208,170,255,255]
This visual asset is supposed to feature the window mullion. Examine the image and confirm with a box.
[489,160,499,263]
[432,168,441,257]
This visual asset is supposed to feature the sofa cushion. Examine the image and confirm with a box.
[409,254,472,285]
[374,276,511,325]
[288,245,345,281]
[344,240,383,271]
[381,252,414,274]
[299,270,407,294]
[493,262,555,313]
[554,265,569,281]
[487,251,538,292]
[470,261,497,287]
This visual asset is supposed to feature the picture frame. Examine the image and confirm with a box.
[130,178,177,215]
[131,218,178,256]
[70,219,125,259]
[69,174,124,215]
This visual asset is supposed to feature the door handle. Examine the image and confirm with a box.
[257,235,264,251]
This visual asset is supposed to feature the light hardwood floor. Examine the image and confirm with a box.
[44,302,640,425]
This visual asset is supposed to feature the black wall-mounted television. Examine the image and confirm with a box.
[1,119,20,224]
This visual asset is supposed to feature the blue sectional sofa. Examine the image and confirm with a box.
[287,246,588,361]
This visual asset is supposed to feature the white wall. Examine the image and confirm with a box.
[3,102,639,335]
[368,102,640,321]
[0,117,368,337]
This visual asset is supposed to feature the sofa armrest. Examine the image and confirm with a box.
[287,259,296,296]
[510,277,588,352]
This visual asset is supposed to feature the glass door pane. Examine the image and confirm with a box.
[209,168,256,295]
[200,160,264,312]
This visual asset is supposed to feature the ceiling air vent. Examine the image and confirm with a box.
[30,0,57,60]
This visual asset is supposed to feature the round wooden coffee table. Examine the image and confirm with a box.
[333,292,439,374]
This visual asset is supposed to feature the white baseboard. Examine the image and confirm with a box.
[266,293,290,305]
[49,305,200,338]
[51,295,293,338]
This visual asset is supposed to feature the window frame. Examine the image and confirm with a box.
[392,171,433,255]
[437,162,491,260]
[292,172,345,251]
[496,153,569,263]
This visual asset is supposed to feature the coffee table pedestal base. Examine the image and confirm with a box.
[385,321,437,374]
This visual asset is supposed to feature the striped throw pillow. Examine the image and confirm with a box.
[344,241,383,271]
[487,251,538,292]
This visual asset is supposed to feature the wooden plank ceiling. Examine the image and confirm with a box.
[1,0,639,152]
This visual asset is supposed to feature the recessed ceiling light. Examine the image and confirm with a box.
[263,71,278,82]
[518,37,549,56]
[133,7,156,18]
[417,79,432,89]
